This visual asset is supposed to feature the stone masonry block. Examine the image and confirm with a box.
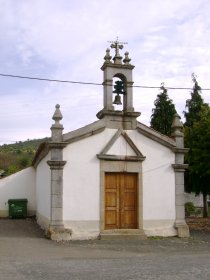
[51,207,63,221]
[52,194,63,208]
[176,206,185,220]
[176,194,185,206]
[51,181,63,195]
[175,173,184,185]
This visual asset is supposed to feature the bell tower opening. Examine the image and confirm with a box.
[112,75,126,111]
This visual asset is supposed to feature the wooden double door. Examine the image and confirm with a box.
[105,172,138,229]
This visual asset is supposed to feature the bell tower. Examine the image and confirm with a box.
[97,39,140,130]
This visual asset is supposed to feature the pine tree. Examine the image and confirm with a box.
[150,83,177,136]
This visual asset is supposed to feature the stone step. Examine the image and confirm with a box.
[100,229,147,240]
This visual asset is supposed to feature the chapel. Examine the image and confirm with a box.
[0,40,189,240]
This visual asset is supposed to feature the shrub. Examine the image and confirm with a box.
[185,202,195,216]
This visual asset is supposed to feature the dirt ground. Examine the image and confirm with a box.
[0,217,209,280]
[186,217,210,231]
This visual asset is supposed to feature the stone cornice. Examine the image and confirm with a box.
[172,164,188,171]
[32,141,68,168]
[48,142,67,149]
[96,109,140,119]
[101,62,135,71]
[64,127,105,144]
[97,154,145,162]
[172,147,189,154]
[33,120,106,168]
[47,160,66,170]
[136,122,176,149]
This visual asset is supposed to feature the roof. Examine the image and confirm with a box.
[32,119,176,167]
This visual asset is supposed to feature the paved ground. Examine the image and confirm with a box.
[0,218,210,280]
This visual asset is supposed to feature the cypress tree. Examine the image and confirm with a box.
[150,83,176,136]
[184,74,210,217]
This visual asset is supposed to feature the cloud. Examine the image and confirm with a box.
[0,0,210,143]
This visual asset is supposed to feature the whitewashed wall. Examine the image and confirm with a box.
[0,167,36,217]
[63,129,116,238]
[128,130,176,236]
[62,128,177,238]
[35,153,51,229]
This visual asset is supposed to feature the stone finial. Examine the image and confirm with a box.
[171,113,183,137]
[52,104,63,124]
[51,104,63,142]
[123,51,131,65]
[104,48,112,63]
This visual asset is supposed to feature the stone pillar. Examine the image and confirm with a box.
[171,114,189,237]
[47,105,67,237]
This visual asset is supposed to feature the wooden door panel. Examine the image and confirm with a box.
[123,193,136,207]
[105,192,117,207]
[105,211,118,228]
[105,173,119,229]
[123,211,137,228]
[105,172,137,230]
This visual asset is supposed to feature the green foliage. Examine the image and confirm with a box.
[185,202,195,213]
[184,75,210,217]
[183,73,205,127]
[185,202,202,217]
[0,138,49,176]
[150,84,177,136]
[185,105,210,194]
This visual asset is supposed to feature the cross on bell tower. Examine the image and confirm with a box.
[96,39,141,130]
[108,37,127,64]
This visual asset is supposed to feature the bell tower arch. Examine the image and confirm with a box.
[97,39,140,130]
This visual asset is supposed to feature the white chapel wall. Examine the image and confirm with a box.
[63,128,116,238]
[62,128,177,238]
[0,167,36,217]
[35,153,51,229]
[128,130,176,236]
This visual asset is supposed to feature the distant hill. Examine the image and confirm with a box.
[0,138,49,177]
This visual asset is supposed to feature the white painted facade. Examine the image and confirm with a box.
[54,127,176,239]
[0,44,189,240]
[127,131,177,236]
[0,167,36,217]
[32,43,188,239]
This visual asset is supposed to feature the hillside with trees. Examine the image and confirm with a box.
[0,138,49,177]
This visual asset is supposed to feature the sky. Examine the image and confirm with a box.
[0,0,210,144]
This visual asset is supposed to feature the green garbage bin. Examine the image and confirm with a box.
[8,199,28,218]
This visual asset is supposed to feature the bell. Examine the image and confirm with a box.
[113,94,122,105]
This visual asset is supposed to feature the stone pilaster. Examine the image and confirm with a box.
[171,114,189,237]
[47,105,67,234]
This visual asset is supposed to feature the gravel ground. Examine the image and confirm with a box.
[0,218,209,280]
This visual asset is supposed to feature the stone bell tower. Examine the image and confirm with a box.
[97,39,140,130]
